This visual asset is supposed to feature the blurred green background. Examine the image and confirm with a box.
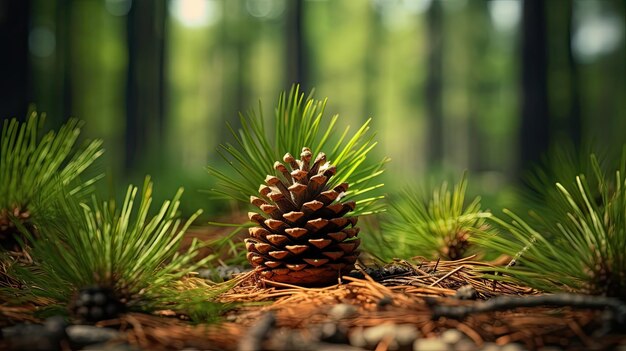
[1,0,624,219]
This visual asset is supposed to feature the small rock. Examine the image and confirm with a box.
[348,327,366,348]
[480,342,501,351]
[237,312,275,351]
[455,339,477,351]
[363,323,397,348]
[500,343,526,351]
[67,325,121,346]
[361,323,418,350]
[329,304,358,320]
[413,338,451,351]
[81,343,140,351]
[198,266,247,281]
[377,296,393,308]
[394,324,420,347]
[441,329,464,345]
[455,285,478,300]
[2,316,68,351]
[319,322,349,344]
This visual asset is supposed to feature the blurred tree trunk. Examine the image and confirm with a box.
[547,0,581,148]
[564,0,581,147]
[286,0,307,90]
[363,6,382,121]
[220,0,247,143]
[425,0,444,165]
[125,0,167,173]
[56,0,73,124]
[0,0,31,120]
[520,0,549,172]
[466,1,490,173]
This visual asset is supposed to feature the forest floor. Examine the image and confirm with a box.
[117,258,624,351]
[1,229,626,351]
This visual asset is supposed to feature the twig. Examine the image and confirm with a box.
[429,265,464,287]
[431,293,626,324]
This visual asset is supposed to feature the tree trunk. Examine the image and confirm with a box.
[520,0,549,172]
[125,0,167,173]
[0,0,31,120]
[363,6,382,121]
[56,0,73,125]
[425,0,444,166]
[565,0,581,147]
[286,0,307,90]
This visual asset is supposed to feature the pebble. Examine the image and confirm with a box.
[2,316,69,351]
[348,326,367,348]
[362,323,396,347]
[350,323,418,350]
[66,325,121,346]
[455,285,478,300]
[81,343,139,351]
[480,342,501,351]
[413,338,451,351]
[441,329,464,345]
[394,324,420,348]
[455,339,476,351]
[500,344,526,351]
[198,265,247,281]
[377,295,393,308]
[319,322,349,344]
[329,304,358,320]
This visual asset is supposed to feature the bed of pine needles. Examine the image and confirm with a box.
[4,256,622,351]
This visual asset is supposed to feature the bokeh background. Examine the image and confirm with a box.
[1,0,625,218]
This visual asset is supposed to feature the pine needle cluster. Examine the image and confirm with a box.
[478,151,626,297]
[207,85,388,216]
[370,174,494,261]
[0,112,103,248]
[9,178,223,319]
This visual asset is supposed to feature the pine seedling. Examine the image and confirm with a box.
[521,143,607,227]
[372,174,494,261]
[10,178,224,322]
[208,86,388,285]
[207,85,388,216]
[477,152,626,297]
[0,112,103,249]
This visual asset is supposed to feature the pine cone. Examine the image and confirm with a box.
[70,286,125,323]
[245,147,360,286]
[442,229,470,260]
[0,206,31,250]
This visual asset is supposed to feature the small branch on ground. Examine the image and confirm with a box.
[431,293,626,326]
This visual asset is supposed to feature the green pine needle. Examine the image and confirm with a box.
[477,150,626,297]
[9,177,225,318]
[0,112,104,228]
[520,143,606,228]
[368,173,494,261]
[207,85,388,216]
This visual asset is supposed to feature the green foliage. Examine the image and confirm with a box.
[207,85,388,216]
[367,174,494,261]
[0,112,103,223]
[477,151,626,297]
[520,143,607,225]
[10,178,224,318]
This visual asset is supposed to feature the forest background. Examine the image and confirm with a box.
[0,0,624,219]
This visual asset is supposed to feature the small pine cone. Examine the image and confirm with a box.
[442,230,470,260]
[582,259,625,297]
[70,286,125,323]
[0,206,31,250]
[246,147,361,286]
